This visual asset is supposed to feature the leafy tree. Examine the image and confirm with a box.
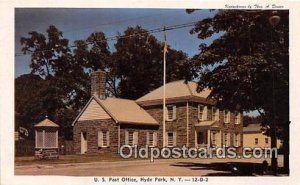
[20,25,70,78]
[15,74,45,139]
[243,115,263,127]
[190,10,289,174]
[113,26,195,99]
[73,32,119,97]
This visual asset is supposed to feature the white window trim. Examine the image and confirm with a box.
[125,131,138,146]
[234,112,241,124]
[198,104,207,121]
[147,132,157,147]
[234,133,240,147]
[211,132,217,146]
[166,105,176,121]
[223,133,230,147]
[212,107,219,121]
[167,132,176,147]
[98,131,110,147]
[224,110,230,123]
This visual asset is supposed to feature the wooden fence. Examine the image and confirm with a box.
[15,140,74,156]
[15,140,35,156]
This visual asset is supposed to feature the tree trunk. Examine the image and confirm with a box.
[283,122,290,174]
[270,123,278,175]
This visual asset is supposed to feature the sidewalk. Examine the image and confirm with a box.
[15,156,284,176]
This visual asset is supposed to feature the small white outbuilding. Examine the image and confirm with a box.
[34,118,59,159]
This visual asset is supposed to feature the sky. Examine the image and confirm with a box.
[14,8,259,116]
[15,8,217,77]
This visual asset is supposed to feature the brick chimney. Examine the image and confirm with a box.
[91,70,106,99]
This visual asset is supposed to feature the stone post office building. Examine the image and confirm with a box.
[72,71,243,154]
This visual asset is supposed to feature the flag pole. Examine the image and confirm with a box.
[163,26,167,148]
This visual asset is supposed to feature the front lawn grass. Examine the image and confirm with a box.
[15,153,132,166]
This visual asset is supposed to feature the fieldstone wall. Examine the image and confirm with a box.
[73,119,118,154]
[144,102,190,148]
[143,101,243,150]
[119,124,159,146]
[73,101,243,154]
[73,120,159,154]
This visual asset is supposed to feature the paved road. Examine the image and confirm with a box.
[15,157,282,176]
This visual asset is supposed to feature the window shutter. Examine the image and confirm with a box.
[153,132,157,146]
[107,131,110,147]
[238,113,241,124]
[228,111,231,123]
[133,132,138,145]
[164,106,168,120]
[198,105,204,120]
[172,105,176,120]
[125,131,128,145]
[203,106,208,120]
[173,132,177,146]
[146,132,149,145]
[233,133,236,147]
[216,109,220,121]
[228,134,230,146]
[98,131,103,147]
[165,133,168,146]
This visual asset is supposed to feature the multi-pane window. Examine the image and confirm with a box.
[167,132,176,147]
[234,133,240,147]
[198,104,207,121]
[234,112,241,124]
[166,105,176,121]
[212,107,219,121]
[255,138,258,145]
[147,132,157,146]
[128,131,134,145]
[125,131,138,146]
[223,133,230,147]
[212,132,216,146]
[103,131,108,146]
[98,131,110,147]
[265,138,269,144]
[224,110,230,123]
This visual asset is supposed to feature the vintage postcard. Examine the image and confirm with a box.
[1,1,300,185]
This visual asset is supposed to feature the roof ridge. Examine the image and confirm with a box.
[105,97,134,102]
[186,81,194,96]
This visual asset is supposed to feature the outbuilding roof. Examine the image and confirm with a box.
[243,127,262,133]
[73,96,159,126]
[136,80,212,105]
[34,118,59,127]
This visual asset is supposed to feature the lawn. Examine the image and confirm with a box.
[15,153,131,166]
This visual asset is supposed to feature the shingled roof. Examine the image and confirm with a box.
[97,97,158,125]
[243,123,263,133]
[34,118,59,127]
[73,96,158,126]
[136,80,212,105]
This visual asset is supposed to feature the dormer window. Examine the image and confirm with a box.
[166,105,176,121]
[198,104,207,121]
